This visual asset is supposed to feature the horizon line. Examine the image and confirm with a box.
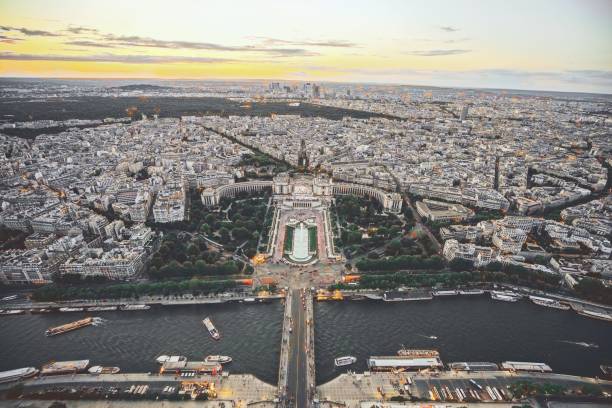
[1,76,611,97]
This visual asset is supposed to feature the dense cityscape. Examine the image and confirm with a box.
[0,78,610,407]
[1,0,612,407]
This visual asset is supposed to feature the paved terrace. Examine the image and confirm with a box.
[1,373,276,406]
[317,371,612,408]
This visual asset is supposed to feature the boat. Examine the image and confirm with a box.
[0,309,24,316]
[529,296,570,310]
[1,294,18,301]
[449,362,499,371]
[243,297,256,303]
[119,304,150,311]
[0,367,39,383]
[30,308,52,314]
[432,290,458,296]
[383,291,432,302]
[88,365,120,375]
[364,293,383,300]
[458,289,485,295]
[156,355,187,364]
[501,361,552,372]
[203,317,221,340]
[491,291,520,302]
[59,307,84,312]
[45,317,94,337]
[87,306,117,312]
[204,355,232,364]
[41,360,89,375]
[334,356,357,367]
[397,348,440,358]
[159,360,222,375]
[577,309,612,322]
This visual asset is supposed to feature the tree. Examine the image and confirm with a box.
[449,257,473,271]
[218,227,230,243]
[232,227,251,241]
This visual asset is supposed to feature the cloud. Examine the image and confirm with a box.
[0,25,59,36]
[0,52,231,64]
[406,49,471,56]
[65,25,99,35]
[440,26,460,32]
[0,34,23,44]
[254,37,357,48]
[64,40,117,48]
[96,34,318,56]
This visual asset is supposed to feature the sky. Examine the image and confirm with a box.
[0,0,611,93]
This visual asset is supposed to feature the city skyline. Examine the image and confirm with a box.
[1,0,611,93]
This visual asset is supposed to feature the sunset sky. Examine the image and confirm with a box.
[1,0,611,93]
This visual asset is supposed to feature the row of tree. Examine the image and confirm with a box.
[32,278,238,301]
[148,260,241,280]
[356,255,446,272]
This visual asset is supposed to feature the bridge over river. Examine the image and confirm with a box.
[278,288,315,407]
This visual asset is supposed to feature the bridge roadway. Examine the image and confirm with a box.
[282,288,314,408]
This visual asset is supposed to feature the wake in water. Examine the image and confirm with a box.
[92,317,107,326]
[417,334,438,340]
[558,340,599,348]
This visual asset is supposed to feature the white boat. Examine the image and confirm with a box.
[0,309,24,316]
[1,294,18,301]
[120,304,150,311]
[432,290,458,296]
[459,289,485,295]
[577,309,612,322]
[88,365,120,374]
[87,306,117,312]
[491,291,520,302]
[204,355,232,364]
[334,356,357,367]
[156,355,187,364]
[529,296,570,310]
[59,307,84,312]
[243,298,256,303]
[0,367,38,383]
[203,317,221,340]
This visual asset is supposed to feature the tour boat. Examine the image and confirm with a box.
[203,317,221,340]
[88,365,120,374]
[119,304,150,311]
[204,355,232,364]
[334,356,357,367]
[59,307,84,312]
[490,291,520,302]
[156,355,187,364]
[529,296,570,310]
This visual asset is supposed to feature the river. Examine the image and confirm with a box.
[1,297,611,386]
[315,297,612,384]
[0,302,283,384]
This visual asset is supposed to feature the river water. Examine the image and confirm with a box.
[315,297,612,384]
[0,302,283,384]
[1,297,611,385]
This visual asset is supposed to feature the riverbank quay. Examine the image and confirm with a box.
[316,371,612,408]
[1,294,284,312]
[0,401,277,407]
[0,373,276,406]
[330,285,612,318]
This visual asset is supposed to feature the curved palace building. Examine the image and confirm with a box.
[201,172,402,265]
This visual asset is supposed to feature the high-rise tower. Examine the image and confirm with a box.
[298,138,309,169]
